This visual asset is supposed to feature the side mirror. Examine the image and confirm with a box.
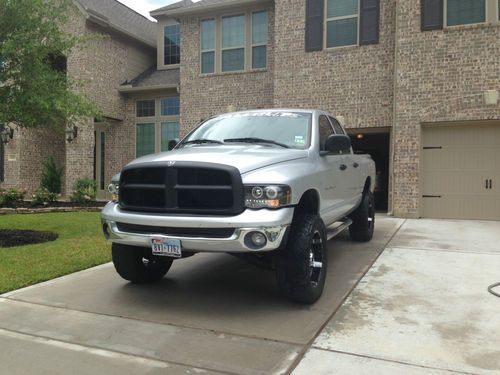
[168,139,179,151]
[324,134,351,155]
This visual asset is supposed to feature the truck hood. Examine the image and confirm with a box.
[127,145,309,174]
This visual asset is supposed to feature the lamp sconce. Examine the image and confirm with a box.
[0,124,14,145]
[65,124,78,142]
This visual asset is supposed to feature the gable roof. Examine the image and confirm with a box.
[75,0,156,47]
[151,0,269,18]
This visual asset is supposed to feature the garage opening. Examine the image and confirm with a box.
[348,128,391,211]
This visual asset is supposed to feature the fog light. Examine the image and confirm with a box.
[245,231,268,249]
[251,232,267,246]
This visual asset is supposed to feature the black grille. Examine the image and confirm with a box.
[119,162,244,215]
[116,223,235,238]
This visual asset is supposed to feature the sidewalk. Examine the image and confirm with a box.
[294,219,500,374]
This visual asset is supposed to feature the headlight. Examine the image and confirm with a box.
[107,182,119,202]
[245,185,291,209]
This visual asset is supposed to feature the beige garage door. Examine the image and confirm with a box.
[421,121,500,220]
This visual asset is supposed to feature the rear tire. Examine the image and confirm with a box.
[275,214,328,304]
[112,243,173,283]
[349,190,375,242]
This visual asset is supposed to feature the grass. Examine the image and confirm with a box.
[0,212,110,294]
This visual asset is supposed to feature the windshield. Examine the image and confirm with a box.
[181,112,312,149]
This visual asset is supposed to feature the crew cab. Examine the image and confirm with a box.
[102,109,376,303]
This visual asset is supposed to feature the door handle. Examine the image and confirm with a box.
[486,179,489,189]
[353,162,359,168]
[340,164,347,171]
[490,179,493,189]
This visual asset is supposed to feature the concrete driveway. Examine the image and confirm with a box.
[0,215,403,375]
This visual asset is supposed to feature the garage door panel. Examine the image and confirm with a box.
[422,122,500,220]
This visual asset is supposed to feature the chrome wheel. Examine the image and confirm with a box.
[309,230,324,287]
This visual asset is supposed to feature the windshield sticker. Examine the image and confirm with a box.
[294,136,305,145]
[219,112,302,119]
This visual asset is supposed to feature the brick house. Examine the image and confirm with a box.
[0,0,158,199]
[1,0,499,220]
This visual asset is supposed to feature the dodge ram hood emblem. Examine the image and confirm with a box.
[167,161,176,166]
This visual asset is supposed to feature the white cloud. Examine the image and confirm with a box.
[116,0,178,21]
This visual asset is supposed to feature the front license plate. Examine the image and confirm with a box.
[151,239,182,258]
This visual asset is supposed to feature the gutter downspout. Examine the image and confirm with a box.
[388,0,400,216]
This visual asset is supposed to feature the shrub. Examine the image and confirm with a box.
[41,157,63,194]
[0,188,27,207]
[31,187,59,206]
[70,178,97,203]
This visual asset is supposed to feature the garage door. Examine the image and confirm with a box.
[422,121,500,220]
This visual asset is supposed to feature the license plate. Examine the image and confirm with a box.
[151,239,182,258]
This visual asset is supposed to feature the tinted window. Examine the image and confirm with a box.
[319,116,334,151]
[329,117,345,134]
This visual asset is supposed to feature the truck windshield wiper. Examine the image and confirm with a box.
[224,137,289,148]
[182,139,224,146]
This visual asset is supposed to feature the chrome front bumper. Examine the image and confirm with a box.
[101,202,294,253]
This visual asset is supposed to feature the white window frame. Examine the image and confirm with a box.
[200,18,216,74]
[221,14,247,73]
[251,10,268,70]
[157,20,181,70]
[199,9,269,75]
[135,97,180,157]
[444,0,499,27]
[324,0,360,49]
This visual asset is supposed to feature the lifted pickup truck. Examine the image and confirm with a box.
[102,109,375,303]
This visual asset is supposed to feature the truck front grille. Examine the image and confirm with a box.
[119,162,244,215]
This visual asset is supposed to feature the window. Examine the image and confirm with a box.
[319,116,334,151]
[161,97,180,116]
[446,0,485,26]
[136,100,155,117]
[252,11,268,69]
[201,19,216,74]
[136,98,180,157]
[161,122,180,151]
[200,10,268,74]
[136,123,155,157]
[164,24,180,65]
[222,15,246,72]
[326,0,359,48]
[329,117,345,134]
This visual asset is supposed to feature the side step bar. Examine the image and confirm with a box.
[326,218,353,241]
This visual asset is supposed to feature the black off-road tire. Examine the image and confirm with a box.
[275,214,328,304]
[112,243,173,283]
[349,190,375,242]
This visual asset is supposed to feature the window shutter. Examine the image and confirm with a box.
[360,0,380,45]
[421,0,443,31]
[305,0,324,52]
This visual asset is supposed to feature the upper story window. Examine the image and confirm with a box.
[164,24,180,65]
[446,0,485,26]
[422,0,498,31]
[200,10,269,74]
[252,11,268,69]
[326,0,359,48]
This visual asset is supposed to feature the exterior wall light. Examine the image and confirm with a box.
[0,124,14,144]
[65,124,78,142]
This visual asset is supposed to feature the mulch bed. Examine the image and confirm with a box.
[0,229,59,248]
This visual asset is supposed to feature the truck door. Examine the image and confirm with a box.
[330,117,361,212]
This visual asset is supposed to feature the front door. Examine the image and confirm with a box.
[94,124,107,200]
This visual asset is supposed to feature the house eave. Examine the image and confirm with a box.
[151,0,271,18]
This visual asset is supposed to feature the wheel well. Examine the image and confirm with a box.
[294,189,320,219]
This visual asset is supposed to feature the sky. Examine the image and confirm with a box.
[116,0,178,21]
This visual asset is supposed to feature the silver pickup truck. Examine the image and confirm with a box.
[102,109,375,303]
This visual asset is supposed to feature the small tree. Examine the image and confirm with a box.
[41,157,64,194]
[0,0,98,129]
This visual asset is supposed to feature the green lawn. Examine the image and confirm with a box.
[0,212,110,294]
